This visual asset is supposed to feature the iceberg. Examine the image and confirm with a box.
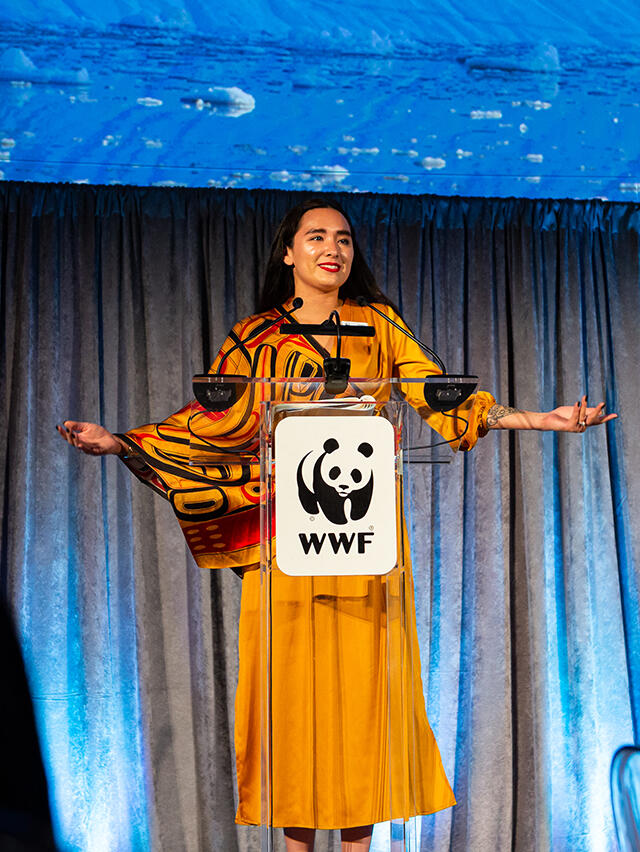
[1,0,640,46]
[464,43,561,74]
[0,47,37,79]
[0,47,89,85]
[47,67,90,85]
[119,9,192,29]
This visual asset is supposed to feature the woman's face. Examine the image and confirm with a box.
[283,207,354,300]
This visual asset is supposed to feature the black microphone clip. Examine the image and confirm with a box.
[323,356,351,396]
[422,374,478,412]
[323,309,351,395]
[193,375,247,412]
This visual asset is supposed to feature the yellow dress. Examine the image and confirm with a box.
[119,299,495,828]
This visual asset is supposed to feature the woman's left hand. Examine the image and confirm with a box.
[538,395,617,432]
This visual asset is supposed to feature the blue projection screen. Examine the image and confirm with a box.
[1,1,640,198]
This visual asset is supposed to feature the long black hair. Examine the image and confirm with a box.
[258,198,395,312]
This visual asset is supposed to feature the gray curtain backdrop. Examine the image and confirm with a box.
[0,183,638,852]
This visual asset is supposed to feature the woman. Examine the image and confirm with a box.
[58,199,615,852]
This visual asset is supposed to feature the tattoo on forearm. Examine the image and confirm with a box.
[487,403,522,427]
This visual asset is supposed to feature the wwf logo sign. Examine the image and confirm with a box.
[297,437,374,525]
[275,415,397,576]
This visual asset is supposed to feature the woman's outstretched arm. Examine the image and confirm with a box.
[486,395,617,433]
[56,421,127,456]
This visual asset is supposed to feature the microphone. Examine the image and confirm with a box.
[193,297,304,411]
[356,296,478,412]
[356,296,446,372]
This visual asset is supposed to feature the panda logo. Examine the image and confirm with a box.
[296,437,374,525]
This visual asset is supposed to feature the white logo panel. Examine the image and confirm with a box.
[275,415,397,576]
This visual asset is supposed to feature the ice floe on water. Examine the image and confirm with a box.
[337,146,379,156]
[392,149,418,158]
[471,109,502,119]
[137,96,163,107]
[311,164,349,183]
[266,164,351,191]
[234,143,266,156]
[209,86,254,109]
[0,47,89,85]
[180,87,254,117]
[525,153,543,163]
[420,157,446,170]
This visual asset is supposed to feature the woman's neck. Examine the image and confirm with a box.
[291,291,341,324]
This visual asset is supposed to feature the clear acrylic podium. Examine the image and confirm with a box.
[190,376,453,851]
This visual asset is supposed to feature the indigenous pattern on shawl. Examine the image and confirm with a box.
[118,301,495,571]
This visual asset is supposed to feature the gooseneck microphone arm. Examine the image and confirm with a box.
[356,296,447,373]
[192,297,304,411]
[323,309,351,394]
[356,297,479,413]
[330,309,342,361]
[216,296,304,373]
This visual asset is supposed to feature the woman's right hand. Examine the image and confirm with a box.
[57,421,124,456]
